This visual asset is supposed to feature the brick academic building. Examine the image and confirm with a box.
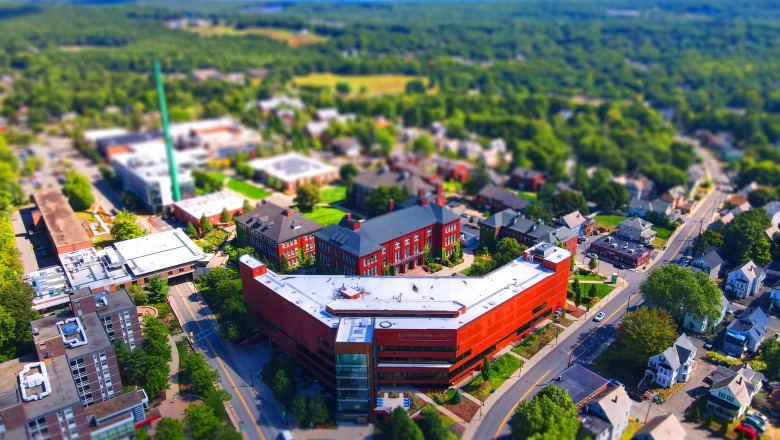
[239,242,571,422]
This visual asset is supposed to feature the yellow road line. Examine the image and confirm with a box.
[493,370,551,438]
[177,286,266,440]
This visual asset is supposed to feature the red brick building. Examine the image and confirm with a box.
[238,242,571,421]
[588,235,652,268]
[510,168,546,192]
[315,198,460,276]
[235,201,324,270]
[480,209,579,255]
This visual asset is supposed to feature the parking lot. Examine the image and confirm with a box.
[12,206,59,273]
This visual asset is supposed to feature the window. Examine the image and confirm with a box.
[395,242,400,249]
[414,234,420,241]
[395,251,401,261]
[427,229,432,236]
[405,238,410,245]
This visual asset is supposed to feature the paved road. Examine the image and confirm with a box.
[475,145,729,439]
[168,281,285,440]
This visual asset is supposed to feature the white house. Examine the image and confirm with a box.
[617,217,656,244]
[581,386,631,440]
[725,261,766,299]
[633,414,686,440]
[646,334,697,388]
[690,246,725,280]
[706,366,764,421]
[684,294,729,334]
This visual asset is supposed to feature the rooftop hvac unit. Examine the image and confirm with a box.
[62,324,79,337]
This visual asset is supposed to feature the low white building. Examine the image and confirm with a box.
[725,261,766,299]
[248,153,338,193]
[684,294,729,334]
[646,334,697,388]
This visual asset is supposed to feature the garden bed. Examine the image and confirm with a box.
[512,324,561,359]
[552,315,574,327]
[442,397,480,422]
[462,354,523,401]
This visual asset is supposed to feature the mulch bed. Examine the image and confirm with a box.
[443,397,480,422]
[565,302,585,318]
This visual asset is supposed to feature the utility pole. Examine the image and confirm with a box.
[153,60,181,202]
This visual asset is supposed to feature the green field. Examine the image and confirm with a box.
[571,282,616,299]
[570,274,606,282]
[321,186,347,204]
[303,207,347,226]
[443,180,463,194]
[187,26,328,47]
[291,73,427,96]
[593,214,627,230]
[208,171,226,183]
[516,191,537,201]
[226,178,271,199]
[651,225,674,241]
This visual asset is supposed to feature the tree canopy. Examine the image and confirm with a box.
[294,183,321,213]
[62,172,94,211]
[511,385,578,440]
[640,265,724,325]
[110,209,146,241]
[722,208,772,266]
[614,307,678,369]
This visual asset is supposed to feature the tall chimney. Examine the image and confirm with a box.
[346,213,352,222]
[418,189,425,198]
[351,221,360,231]
[388,199,395,212]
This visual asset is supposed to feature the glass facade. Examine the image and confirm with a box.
[335,353,370,414]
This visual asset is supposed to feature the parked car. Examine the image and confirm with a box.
[748,410,768,423]
[593,312,606,322]
[735,424,758,439]
[743,416,766,433]
[578,236,588,243]
[586,252,597,259]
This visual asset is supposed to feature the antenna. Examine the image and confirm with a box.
[153,60,181,202]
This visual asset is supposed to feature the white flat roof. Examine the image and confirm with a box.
[249,153,337,183]
[83,128,129,143]
[243,244,570,331]
[113,229,204,277]
[60,247,133,292]
[174,191,244,219]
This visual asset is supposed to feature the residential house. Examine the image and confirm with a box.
[556,211,596,236]
[687,164,706,192]
[729,200,753,216]
[433,158,470,183]
[351,167,437,212]
[621,176,655,201]
[556,364,610,408]
[690,246,726,280]
[632,414,686,440]
[331,137,361,157]
[646,334,697,388]
[684,294,729,334]
[581,386,632,440]
[257,96,304,114]
[191,68,223,83]
[475,184,531,214]
[659,185,687,210]
[706,366,764,421]
[764,201,780,238]
[510,168,546,192]
[769,280,780,312]
[723,307,769,356]
[235,201,324,270]
[627,199,673,218]
[481,209,579,255]
[617,217,656,244]
[725,261,766,299]
[315,200,460,276]
[710,211,735,232]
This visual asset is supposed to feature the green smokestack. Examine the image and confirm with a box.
[153,60,180,202]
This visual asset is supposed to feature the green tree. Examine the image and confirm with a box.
[759,337,780,380]
[511,385,579,440]
[183,350,220,396]
[154,418,186,440]
[271,369,295,408]
[279,255,289,274]
[468,255,497,277]
[418,406,455,440]
[340,163,360,183]
[114,340,149,385]
[186,221,198,238]
[364,185,409,218]
[0,278,38,361]
[748,187,777,207]
[201,215,214,234]
[243,199,253,212]
[772,232,780,262]
[405,80,426,95]
[295,183,321,213]
[692,229,724,256]
[185,404,222,440]
[308,395,329,425]
[614,307,678,369]
[589,257,598,271]
[494,237,527,267]
[573,279,582,307]
[463,166,489,196]
[191,170,224,194]
[291,394,309,424]
[335,82,352,95]
[389,406,424,440]
[412,133,436,156]
[220,208,232,223]
[642,163,687,194]
[110,209,146,241]
[62,171,94,211]
[640,265,724,324]
[551,190,588,217]
[589,284,597,303]
[722,209,772,266]
[145,274,169,303]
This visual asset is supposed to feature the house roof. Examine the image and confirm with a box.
[764,201,780,219]
[710,366,763,408]
[477,185,531,211]
[634,414,686,440]
[666,185,686,199]
[511,167,544,180]
[354,168,435,195]
[358,204,458,246]
[331,137,361,155]
[315,225,382,256]
[728,307,769,338]
[693,246,725,271]
[235,201,324,243]
[588,386,631,428]
[730,261,764,282]
[558,211,594,229]
[619,216,653,230]
[556,364,610,407]
[482,209,577,244]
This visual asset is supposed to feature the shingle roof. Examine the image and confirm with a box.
[354,168,435,195]
[482,209,576,244]
[619,216,652,230]
[730,261,763,282]
[588,386,631,428]
[764,201,780,218]
[634,414,686,440]
[477,185,531,211]
[315,225,382,256]
[511,167,544,180]
[235,201,324,243]
[693,246,725,271]
[559,211,594,229]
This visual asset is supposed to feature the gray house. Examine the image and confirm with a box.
[723,307,769,357]
[617,217,656,244]
[690,246,725,280]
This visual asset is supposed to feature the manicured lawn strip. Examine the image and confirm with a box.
[303,207,347,226]
[226,178,271,199]
[462,354,523,401]
[75,211,97,222]
[570,274,606,282]
[292,73,427,96]
[516,191,537,201]
[443,181,463,194]
[651,225,674,241]
[593,214,627,230]
[321,186,347,204]
[207,171,226,183]
[512,323,561,359]
[589,283,616,299]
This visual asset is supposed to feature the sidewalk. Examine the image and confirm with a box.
[459,277,629,440]
[157,334,188,419]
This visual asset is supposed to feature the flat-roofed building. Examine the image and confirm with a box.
[249,153,338,193]
[588,235,653,268]
[239,242,571,421]
[23,266,71,311]
[71,288,142,350]
[171,191,245,232]
[33,189,92,256]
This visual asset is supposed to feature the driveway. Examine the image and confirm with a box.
[661,337,717,417]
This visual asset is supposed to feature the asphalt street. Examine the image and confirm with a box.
[475,146,729,439]
[169,281,285,440]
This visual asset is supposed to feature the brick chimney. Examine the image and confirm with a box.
[346,213,352,222]
[388,198,395,212]
[436,185,445,206]
[284,209,294,217]
[350,221,361,231]
[419,198,429,207]
[418,189,425,198]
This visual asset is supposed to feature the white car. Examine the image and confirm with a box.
[593,312,606,322]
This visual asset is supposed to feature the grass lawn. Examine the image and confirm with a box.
[207,171,226,183]
[574,282,616,299]
[516,191,537,201]
[512,324,561,359]
[292,73,427,96]
[651,225,675,248]
[188,26,328,47]
[621,420,644,440]
[570,274,605,282]
[443,180,463,194]
[462,354,523,401]
[321,186,347,204]
[93,236,117,250]
[593,214,627,230]
[303,207,347,227]
[226,178,271,199]
[74,211,97,222]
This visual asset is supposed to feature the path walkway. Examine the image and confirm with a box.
[157,334,189,419]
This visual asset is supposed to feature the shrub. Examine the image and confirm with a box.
[451,390,462,404]
[705,351,741,367]
[389,392,400,398]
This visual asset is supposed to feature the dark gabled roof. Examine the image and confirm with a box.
[693,246,725,270]
[728,307,769,335]
[481,209,576,244]
[314,225,382,257]
[353,168,435,194]
[235,201,324,243]
[511,167,544,180]
[359,204,457,245]
[557,364,610,407]
[477,185,531,211]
